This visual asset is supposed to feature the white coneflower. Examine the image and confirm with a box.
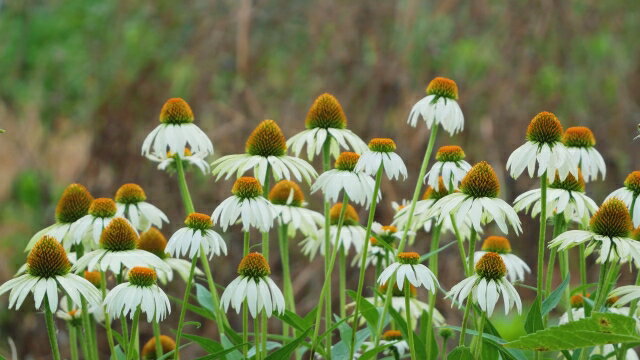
[0,236,101,312]
[312,152,379,207]
[514,170,597,224]
[300,203,366,258]
[166,212,227,261]
[114,183,169,232]
[212,119,317,185]
[506,111,578,182]
[212,177,277,232]
[220,253,285,318]
[354,138,407,180]
[146,147,211,175]
[549,198,640,266]
[474,236,530,283]
[377,252,439,292]
[56,299,83,326]
[407,77,464,135]
[426,162,522,235]
[269,180,324,237]
[104,267,171,322]
[68,197,119,250]
[606,171,640,227]
[362,283,444,328]
[447,252,522,316]
[425,145,471,190]
[141,98,213,158]
[351,224,401,268]
[141,335,177,360]
[562,127,606,182]
[139,227,204,284]
[74,217,170,273]
[26,183,94,250]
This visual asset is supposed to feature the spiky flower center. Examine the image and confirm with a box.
[382,330,403,341]
[305,93,347,129]
[246,120,287,157]
[606,296,619,307]
[549,170,585,192]
[475,252,507,280]
[563,127,596,148]
[436,145,465,162]
[232,177,262,199]
[335,152,360,171]
[379,282,416,297]
[329,203,360,226]
[84,271,102,287]
[89,198,117,218]
[381,225,397,233]
[460,161,500,198]
[368,138,396,153]
[27,236,71,278]
[138,227,167,259]
[570,294,585,308]
[481,236,512,254]
[159,98,194,124]
[526,111,563,144]
[426,77,459,100]
[128,267,157,287]
[590,198,632,238]
[397,252,420,265]
[115,183,147,204]
[184,213,213,231]
[100,218,138,251]
[167,147,193,158]
[422,177,450,200]
[269,180,304,206]
[142,335,176,359]
[624,171,640,195]
[238,252,271,278]
[55,184,93,223]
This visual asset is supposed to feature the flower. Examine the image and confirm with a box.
[407,77,464,135]
[351,223,402,268]
[287,93,367,160]
[563,127,606,182]
[56,299,83,326]
[141,98,213,158]
[377,252,439,292]
[141,335,176,359]
[380,330,410,357]
[220,253,285,318]
[506,112,578,182]
[426,162,522,235]
[425,145,471,190]
[146,147,211,175]
[606,171,640,227]
[67,198,118,250]
[212,177,277,232]
[513,170,598,224]
[115,183,169,232]
[26,184,94,250]
[269,180,324,237]
[311,152,379,207]
[354,138,407,180]
[166,213,227,260]
[0,236,101,312]
[300,203,366,258]
[446,252,522,316]
[104,267,171,322]
[474,236,530,282]
[212,119,317,185]
[549,198,640,266]
[74,217,171,273]
[139,227,204,284]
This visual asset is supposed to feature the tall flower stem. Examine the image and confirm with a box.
[67,300,79,360]
[339,246,347,318]
[44,298,62,360]
[153,320,163,358]
[278,223,295,337]
[80,299,97,360]
[254,314,261,360]
[242,232,250,356]
[628,199,639,315]
[466,229,477,276]
[472,313,486,358]
[100,272,116,355]
[375,126,439,346]
[89,317,99,360]
[173,259,198,360]
[559,251,573,321]
[309,193,351,359]
[578,244,587,296]
[405,280,417,360]
[458,295,473,346]
[537,174,548,298]
[126,306,141,360]
[260,166,271,359]
[451,215,469,276]
[321,139,333,358]
[547,215,566,302]
[347,166,383,359]
[425,223,443,356]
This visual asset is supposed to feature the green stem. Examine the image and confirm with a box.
[80,299,96,360]
[467,229,477,276]
[67,297,79,360]
[405,280,417,360]
[175,155,195,214]
[578,244,587,296]
[473,313,486,358]
[44,298,62,360]
[199,248,227,335]
[348,166,383,359]
[278,224,295,338]
[79,325,90,360]
[260,165,271,359]
[339,246,346,319]
[451,215,469,276]
[173,258,198,360]
[100,272,116,356]
[255,314,261,360]
[425,223,443,357]
[153,320,163,358]
[537,174,548,302]
[459,295,473,346]
[375,126,439,347]
[120,315,129,350]
[243,300,249,357]
[126,307,141,360]
[321,139,333,359]
[89,317,99,360]
[559,252,573,321]
[545,249,557,296]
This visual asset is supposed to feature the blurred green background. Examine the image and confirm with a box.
[1,0,640,358]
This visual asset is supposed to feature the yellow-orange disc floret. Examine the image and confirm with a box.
[115,183,147,204]
[460,161,500,198]
[379,282,417,298]
[269,180,305,207]
[128,267,157,287]
[89,198,117,218]
[368,138,396,153]
[549,170,585,192]
[138,227,168,259]
[563,126,596,148]
[335,152,360,171]
[435,145,465,162]
[84,271,102,287]
[525,111,563,144]
[141,335,177,359]
[329,203,360,226]
[382,330,403,341]
[232,177,263,199]
[184,212,213,231]
[159,98,194,125]
[238,252,271,278]
[27,236,71,278]
[55,184,94,223]
[422,177,449,200]
[305,93,347,129]
[481,236,512,254]
[426,77,459,100]
[475,252,507,280]
[624,171,640,195]
[100,218,138,251]
[590,198,632,238]
[397,252,420,265]
[245,119,287,157]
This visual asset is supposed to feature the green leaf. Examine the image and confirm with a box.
[419,241,456,262]
[346,290,379,331]
[388,303,426,360]
[193,343,246,360]
[542,275,570,316]
[525,296,544,334]
[169,294,215,320]
[357,343,395,360]
[219,334,243,360]
[445,326,527,360]
[505,312,640,351]
[195,283,216,315]
[265,327,312,360]
[113,345,126,360]
[183,333,222,353]
[276,310,311,332]
[447,345,473,360]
